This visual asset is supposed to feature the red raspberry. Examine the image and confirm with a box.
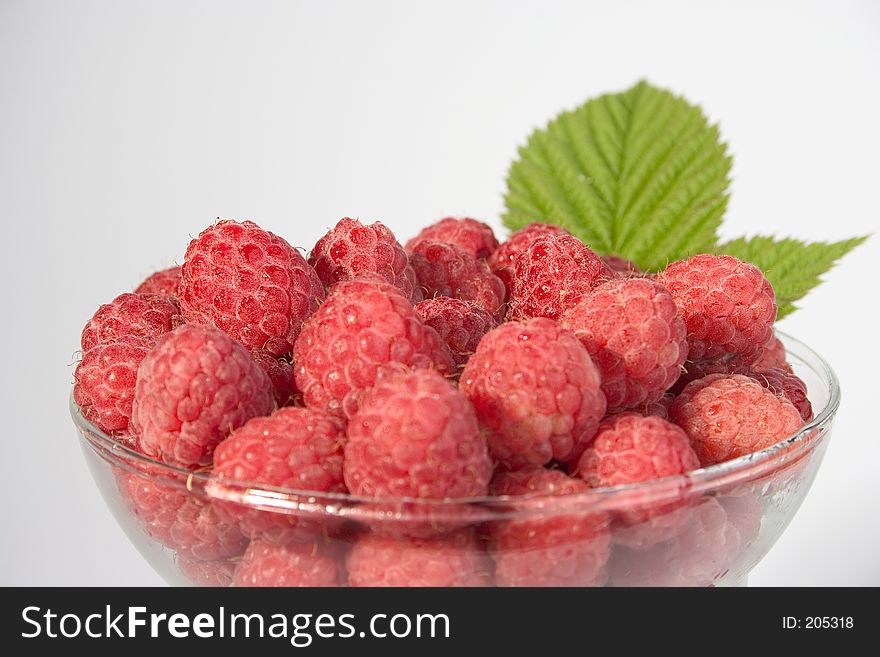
[135,266,181,299]
[507,234,611,321]
[179,219,324,357]
[176,557,236,587]
[212,407,346,540]
[610,497,741,587]
[748,367,813,422]
[670,374,804,466]
[488,222,569,293]
[409,240,505,319]
[656,254,776,366]
[406,217,499,260]
[754,334,792,372]
[460,318,606,468]
[132,325,274,468]
[293,275,454,418]
[81,292,180,352]
[345,369,491,499]
[232,538,343,587]
[346,529,493,587]
[601,255,644,277]
[116,468,248,561]
[250,350,296,406]
[414,297,496,368]
[74,335,151,436]
[487,467,610,587]
[574,414,699,549]
[575,414,700,488]
[309,217,419,301]
[561,278,688,412]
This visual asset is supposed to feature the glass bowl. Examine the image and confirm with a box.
[72,331,838,587]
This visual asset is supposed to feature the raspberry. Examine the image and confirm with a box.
[81,292,180,352]
[610,497,741,587]
[460,318,606,468]
[747,368,813,421]
[670,374,804,466]
[213,410,346,492]
[488,222,569,293]
[602,255,644,277]
[176,557,236,587]
[344,368,491,499]
[406,217,499,260]
[574,414,699,549]
[487,467,610,587]
[74,335,151,436]
[346,529,493,587]
[414,297,496,368]
[212,407,346,540]
[656,254,776,366]
[561,278,688,412]
[309,217,419,301]
[409,240,505,319]
[507,234,611,321]
[575,414,700,487]
[754,334,792,372]
[135,266,181,299]
[232,538,343,587]
[293,275,454,418]
[116,468,248,561]
[179,219,324,357]
[250,350,296,406]
[132,325,274,468]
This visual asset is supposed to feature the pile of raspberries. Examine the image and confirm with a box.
[74,216,812,587]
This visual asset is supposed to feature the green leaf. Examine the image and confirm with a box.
[502,80,866,318]
[503,80,732,271]
[716,235,868,319]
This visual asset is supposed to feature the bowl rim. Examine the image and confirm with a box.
[71,330,839,513]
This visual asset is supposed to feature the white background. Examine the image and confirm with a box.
[1,0,877,586]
